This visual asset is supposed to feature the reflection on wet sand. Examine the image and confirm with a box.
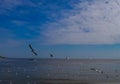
[0,59,120,84]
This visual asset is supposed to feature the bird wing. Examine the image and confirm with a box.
[33,52,37,56]
[29,44,38,56]
[29,44,34,52]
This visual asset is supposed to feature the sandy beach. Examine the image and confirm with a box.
[1,59,120,84]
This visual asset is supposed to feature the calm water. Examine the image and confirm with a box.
[0,59,120,84]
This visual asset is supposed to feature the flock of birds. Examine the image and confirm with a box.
[90,67,120,79]
[0,44,54,60]
[1,44,120,83]
[29,44,54,58]
[2,44,120,82]
[90,68,104,74]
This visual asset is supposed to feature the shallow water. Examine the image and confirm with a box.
[0,59,120,84]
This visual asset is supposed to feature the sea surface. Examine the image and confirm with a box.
[0,58,120,84]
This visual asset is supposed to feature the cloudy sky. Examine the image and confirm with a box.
[1,0,120,58]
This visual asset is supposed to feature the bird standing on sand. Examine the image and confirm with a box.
[29,44,38,56]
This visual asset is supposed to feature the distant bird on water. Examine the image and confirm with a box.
[29,44,38,56]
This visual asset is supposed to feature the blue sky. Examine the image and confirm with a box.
[1,0,120,58]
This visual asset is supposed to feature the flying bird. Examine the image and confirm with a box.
[29,44,38,56]
[50,53,53,58]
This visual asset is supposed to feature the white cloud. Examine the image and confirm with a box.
[0,0,37,14]
[41,0,120,44]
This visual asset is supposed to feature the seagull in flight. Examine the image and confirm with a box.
[29,44,38,56]
[50,53,53,58]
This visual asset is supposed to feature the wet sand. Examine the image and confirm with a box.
[1,59,120,84]
[38,79,120,84]
[1,79,120,84]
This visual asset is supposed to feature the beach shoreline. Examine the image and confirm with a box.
[1,59,120,84]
